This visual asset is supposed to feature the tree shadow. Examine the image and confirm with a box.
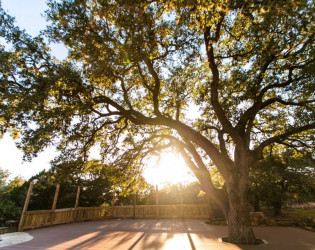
[3,219,232,249]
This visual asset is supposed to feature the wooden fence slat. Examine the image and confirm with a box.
[155,185,159,219]
[133,193,136,219]
[18,181,34,232]
[52,184,60,211]
[50,184,60,225]
[74,186,81,222]
[75,186,80,209]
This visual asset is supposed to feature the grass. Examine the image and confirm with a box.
[261,202,315,219]
[283,209,315,219]
[257,205,315,231]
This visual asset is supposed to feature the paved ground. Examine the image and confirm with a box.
[1,219,315,249]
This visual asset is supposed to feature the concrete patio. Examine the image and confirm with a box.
[1,219,315,249]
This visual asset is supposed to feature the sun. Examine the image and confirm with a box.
[142,151,197,187]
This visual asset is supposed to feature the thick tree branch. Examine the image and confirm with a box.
[199,125,230,163]
[92,94,234,176]
[91,108,121,117]
[253,123,315,160]
[144,58,161,116]
[238,68,303,140]
[173,137,227,210]
[263,98,315,109]
[204,26,242,146]
[136,63,153,92]
[82,117,123,160]
[257,67,299,100]
[117,75,132,109]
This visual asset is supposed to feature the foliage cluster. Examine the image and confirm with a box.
[0,169,25,226]
[248,148,315,215]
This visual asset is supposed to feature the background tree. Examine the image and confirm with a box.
[1,0,314,244]
[0,168,25,226]
[249,148,315,215]
[0,167,9,193]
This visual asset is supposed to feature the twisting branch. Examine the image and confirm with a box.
[253,123,315,160]
[199,125,222,132]
[91,108,121,117]
[91,92,234,176]
[173,137,227,211]
[262,98,315,109]
[93,95,126,113]
[257,67,300,100]
[198,125,230,162]
[143,58,161,116]
[280,140,312,149]
[282,35,314,59]
[204,15,243,147]
[236,55,276,133]
[82,117,123,160]
[116,75,132,109]
[112,118,129,146]
[217,131,229,158]
[238,67,303,140]
[136,63,153,92]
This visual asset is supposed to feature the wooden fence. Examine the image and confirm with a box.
[18,182,211,231]
[20,204,210,230]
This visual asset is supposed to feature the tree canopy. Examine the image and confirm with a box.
[1,0,314,244]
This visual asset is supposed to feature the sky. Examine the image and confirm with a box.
[0,0,197,185]
[1,0,47,36]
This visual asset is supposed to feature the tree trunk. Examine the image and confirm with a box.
[196,149,258,244]
[273,201,282,216]
[253,195,260,212]
[203,175,258,244]
[224,153,257,245]
[227,197,257,244]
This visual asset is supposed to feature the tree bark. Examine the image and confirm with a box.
[227,194,257,244]
[254,195,261,212]
[273,201,282,216]
[224,155,257,244]
[202,172,257,244]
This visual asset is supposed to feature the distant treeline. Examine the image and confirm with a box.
[0,168,210,226]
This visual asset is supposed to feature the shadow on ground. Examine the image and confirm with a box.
[1,219,315,250]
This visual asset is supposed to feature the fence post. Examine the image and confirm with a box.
[18,181,34,232]
[74,186,80,222]
[50,184,60,225]
[180,184,184,218]
[75,186,80,209]
[208,198,212,221]
[155,185,159,219]
[111,187,116,218]
[133,192,136,219]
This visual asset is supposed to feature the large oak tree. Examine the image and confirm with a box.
[1,0,314,244]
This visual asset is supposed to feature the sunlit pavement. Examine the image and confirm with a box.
[1,219,314,249]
